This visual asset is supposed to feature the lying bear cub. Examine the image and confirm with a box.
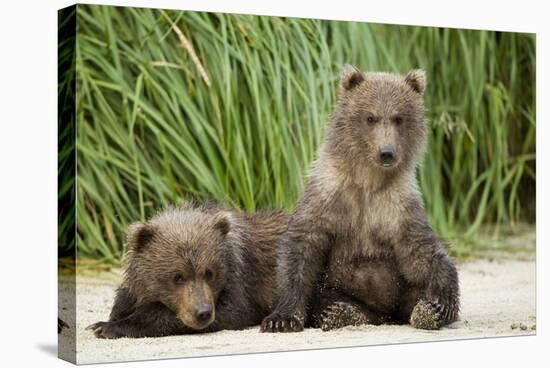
[87,203,288,338]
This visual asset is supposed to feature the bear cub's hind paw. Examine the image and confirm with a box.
[319,302,370,331]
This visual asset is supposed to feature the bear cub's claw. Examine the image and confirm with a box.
[260,313,304,333]
[437,298,459,322]
[86,321,124,339]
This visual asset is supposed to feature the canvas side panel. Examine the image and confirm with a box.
[58,4,77,364]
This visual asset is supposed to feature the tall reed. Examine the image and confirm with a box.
[68,5,535,263]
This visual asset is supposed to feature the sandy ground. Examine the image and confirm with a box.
[59,259,536,364]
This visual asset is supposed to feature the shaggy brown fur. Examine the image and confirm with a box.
[87,203,288,338]
[261,65,460,332]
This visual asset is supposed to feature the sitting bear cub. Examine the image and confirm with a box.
[262,65,460,332]
[88,203,287,338]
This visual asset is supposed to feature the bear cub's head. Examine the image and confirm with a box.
[327,64,428,172]
[125,207,232,330]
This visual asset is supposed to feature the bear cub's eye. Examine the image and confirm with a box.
[174,274,185,285]
[204,269,214,281]
[366,116,376,124]
[393,116,403,125]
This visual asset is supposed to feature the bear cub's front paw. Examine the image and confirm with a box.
[260,312,304,333]
[410,300,446,330]
[86,321,125,339]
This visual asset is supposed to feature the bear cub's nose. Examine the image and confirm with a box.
[196,304,213,322]
[379,146,396,166]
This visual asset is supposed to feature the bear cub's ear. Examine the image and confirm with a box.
[127,222,156,252]
[405,69,426,95]
[340,64,365,91]
[213,215,231,237]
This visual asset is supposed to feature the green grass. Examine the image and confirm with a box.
[58,5,76,264]
[64,4,536,264]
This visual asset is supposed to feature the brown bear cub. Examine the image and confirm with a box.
[87,203,288,338]
[261,65,460,332]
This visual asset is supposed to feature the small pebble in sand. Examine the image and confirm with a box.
[511,322,532,331]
